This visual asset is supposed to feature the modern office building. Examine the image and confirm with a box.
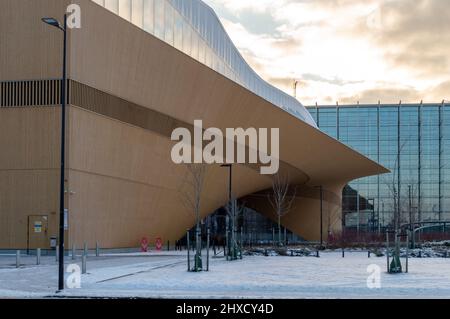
[0,0,386,250]
[307,103,450,232]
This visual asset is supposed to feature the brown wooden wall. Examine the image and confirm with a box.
[0,0,388,249]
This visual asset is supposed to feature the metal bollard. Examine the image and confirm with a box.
[96,242,100,257]
[368,251,371,258]
[82,253,87,274]
[386,231,390,273]
[187,230,191,272]
[406,234,409,273]
[316,250,320,258]
[206,228,210,272]
[36,248,41,265]
[83,243,88,258]
[16,250,20,268]
[342,249,345,258]
[167,241,170,251]
[72,244,76,260]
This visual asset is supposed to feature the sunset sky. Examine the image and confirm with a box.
[203,0,450,106]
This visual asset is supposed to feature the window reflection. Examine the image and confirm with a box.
[132,0,144,28]
[182,20,191,55]
[174,11,183,50]
[154,0,164,40]
[105,0,118,13]
[164,1,174,45]
[191,31,198,60]
[118,0,131,21]
[143,0,154,34]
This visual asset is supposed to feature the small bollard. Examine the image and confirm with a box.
[16,250,20,268]
[167,241,170,251]
[36,248,41,265]
[187,230,191,272]
[83,243,88,258]
[96,242,100,257]
[316,250,320,258]
[206,228,210,272]
[419,250,422,258]
[342,249,345,258]
[82,253,87,274]
[406,234,409,273]
[72,244,76,260]
[368,251,371,258]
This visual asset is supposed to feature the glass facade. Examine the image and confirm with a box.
[91,0,316,127]
[308,103,450,231]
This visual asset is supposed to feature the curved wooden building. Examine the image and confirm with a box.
[0,0,388,249]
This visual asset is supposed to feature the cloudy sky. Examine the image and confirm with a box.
[203,0,449,106]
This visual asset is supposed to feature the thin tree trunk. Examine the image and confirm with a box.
[278,215,282,246]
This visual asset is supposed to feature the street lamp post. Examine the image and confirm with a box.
[42,14,67,291]
[221,164,233,257]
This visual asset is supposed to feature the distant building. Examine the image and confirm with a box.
[307,102,450,231]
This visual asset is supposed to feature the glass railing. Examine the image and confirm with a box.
[92,0,317,127]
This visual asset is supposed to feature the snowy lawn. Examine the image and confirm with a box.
[0,251,449,299]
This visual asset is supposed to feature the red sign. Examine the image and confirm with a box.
[141,237,149,252]
[155,237,162,251]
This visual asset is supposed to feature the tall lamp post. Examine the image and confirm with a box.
[42,15,67,291]
[221,164,233,257]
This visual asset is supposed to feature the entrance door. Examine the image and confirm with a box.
[28,215,49,249]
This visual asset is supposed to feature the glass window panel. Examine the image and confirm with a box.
[205,47,212,68]
[92,0,105,6]
[198,37,205,64]
[105,0,118,13]
[118,0,132,21]
[164,2,174,45]
[191,30,199,60]
[182,20,192,55]
[143,0,154,34]
[173,10,183,50]
[131,0,144,28]
[154,0,164,40]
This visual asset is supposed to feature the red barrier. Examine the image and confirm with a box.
[141,237,149,252]
[155,237,162,251]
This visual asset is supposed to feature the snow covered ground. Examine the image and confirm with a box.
[0,251,449,299]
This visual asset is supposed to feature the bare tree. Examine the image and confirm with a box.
[179,163,208,271]
[382,139,421,272]
[268,173,297,246]
[327,204,342,242]
[224,196,245,259]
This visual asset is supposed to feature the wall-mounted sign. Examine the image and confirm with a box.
[34,221,42,233]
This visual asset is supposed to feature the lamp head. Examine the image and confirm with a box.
[41,17,62,29]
